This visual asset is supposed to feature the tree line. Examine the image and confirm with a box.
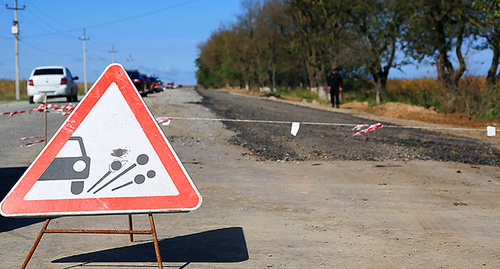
[195,0,499,111]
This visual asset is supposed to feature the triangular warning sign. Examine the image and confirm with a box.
[1,64,202,217]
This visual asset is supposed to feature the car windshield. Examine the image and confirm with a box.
[126,70,140,79]
[34,68,64,75]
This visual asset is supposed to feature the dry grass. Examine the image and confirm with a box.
[384,76,498,119]
[0,79,28,101]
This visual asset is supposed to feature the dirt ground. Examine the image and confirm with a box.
[342,100,499,128]
[157,88,500,268]
[0,88,498,268]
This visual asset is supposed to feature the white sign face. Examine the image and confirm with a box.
[24,83,179,200]
[0,64,201,217]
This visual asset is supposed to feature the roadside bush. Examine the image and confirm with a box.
[477,84,500,120]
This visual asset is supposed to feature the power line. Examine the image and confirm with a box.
[25,0,72,29]
[24,8,75,39]
[82,0,201,30]
[19,39,76,56]
[22,0,201,39]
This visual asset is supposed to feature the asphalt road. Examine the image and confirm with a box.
[0,99,68,167]
[0,88,498,268]
[197,89,499,166]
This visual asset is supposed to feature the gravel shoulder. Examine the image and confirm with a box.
[198,89,499,166]
[219,88,500,148]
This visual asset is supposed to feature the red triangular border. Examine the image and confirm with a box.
[1,64,201,217]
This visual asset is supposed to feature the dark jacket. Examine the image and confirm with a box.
[327,72,343,91]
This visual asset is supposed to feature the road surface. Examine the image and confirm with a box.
[0,88,498,268]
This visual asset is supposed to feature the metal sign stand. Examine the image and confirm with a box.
[21,214,163,269]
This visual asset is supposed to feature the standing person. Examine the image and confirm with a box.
[327,68,343,108]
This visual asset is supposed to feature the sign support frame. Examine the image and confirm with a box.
[21,214,163,269]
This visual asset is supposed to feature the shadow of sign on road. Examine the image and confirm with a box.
[53,227,249,265]
[0,167,45,232]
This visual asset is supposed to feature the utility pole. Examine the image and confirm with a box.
[6,0,25,101]
[79,29,89,93]
[109,44,117,63]
[127,55,133,69]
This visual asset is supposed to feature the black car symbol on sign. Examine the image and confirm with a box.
[38,136,91,195]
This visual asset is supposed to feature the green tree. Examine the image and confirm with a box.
[469,0,500,84]
[349,0,408,105]
[403,0,474,111]
[287,0,351,99]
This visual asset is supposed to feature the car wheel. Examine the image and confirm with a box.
[29,96,34,104]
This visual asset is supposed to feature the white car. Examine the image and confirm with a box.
[27,66,79,103]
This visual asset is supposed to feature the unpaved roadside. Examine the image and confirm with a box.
[0,88,498,268]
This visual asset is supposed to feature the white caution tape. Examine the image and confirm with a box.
[159,116,486,133]
[157,117,383,136]
[10,112,492,147]
[3,105,487,133]
[487,126,496,136]
[291,122,300,136]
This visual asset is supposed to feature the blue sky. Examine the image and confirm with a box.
[0,0,242,85]
[0,0,495,86]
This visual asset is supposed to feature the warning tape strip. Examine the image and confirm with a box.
[20,139,46,147]
[17,135,46,141]
[163,117,385,136]
[9,111,492,147]
[1,103,75,117]
[156,117,173,125]
[1,108,44,116]
[2,104,487,132]
[352,123,383,136]
[160,116,486,132]
[17,136,47,147]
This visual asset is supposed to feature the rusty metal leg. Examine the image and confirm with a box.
[21,218,51,269]
[148,214,163,269]
[128,214,134,242]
